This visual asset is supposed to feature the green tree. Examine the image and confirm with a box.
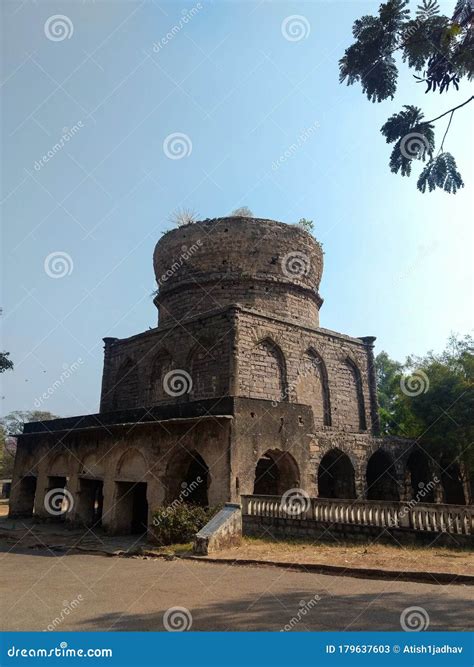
[0,411,59,478]
[339,0,474,193]
[376,335,474,474]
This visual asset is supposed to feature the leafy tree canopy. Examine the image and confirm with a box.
[0,411,59,478]
[375,334,474,474]
[340,0,474,193]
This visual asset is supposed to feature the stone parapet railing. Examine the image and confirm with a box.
[241,495,473,536]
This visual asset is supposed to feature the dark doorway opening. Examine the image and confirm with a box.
[78,478,104,526]
[183,454,209,506]
[254,456,279,495]
[441,462,466,505]
[46,476,69,519]
[318,449,356,499]
[404,450,434,502]
[165,451,210,507]
[253,450,300,496]
[16,476,37,516]
[366,450,400,501]
[114,481,148,534]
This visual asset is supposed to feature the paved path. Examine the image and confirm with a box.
[0,545,472,631]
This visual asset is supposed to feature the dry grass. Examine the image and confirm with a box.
[210,536,473,576]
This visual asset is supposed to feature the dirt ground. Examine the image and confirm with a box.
[208,537,473,576]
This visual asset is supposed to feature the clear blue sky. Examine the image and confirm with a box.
[2,0,473,417]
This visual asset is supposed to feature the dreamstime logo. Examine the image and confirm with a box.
[400,606,430,631]
[44,252,74,279]
[281,251,311,279]
[163,606,193,631]
[400,133,431,160]
[163,369,193,397]
[44,488,74,516]
[44,15,74,41]
[280,488,310,517]
[400,370,429,396]
[163,133,192,160]
[281,595,321,631]
[281,15,310,42]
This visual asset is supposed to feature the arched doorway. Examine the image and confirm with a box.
[366,450,400,501]
[318,449,356,499]
[441,461,466,505]
[113,449,149,534]
[166,450,210,507]
[404,449,434,502]
[253,450,300,496]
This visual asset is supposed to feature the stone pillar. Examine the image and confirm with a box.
[100,477,117,534]
[360,336,380,435]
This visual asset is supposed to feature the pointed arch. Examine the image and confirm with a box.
[318,448,355,499]
[299,348,331,426]
[148,349,173,403]
[366,449,399,501]
[113,358,139,410]
[345,357,367,431]
[186,339,224,400]
[253,449,300,495]
[248,337,288,403]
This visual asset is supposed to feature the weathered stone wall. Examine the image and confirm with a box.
[234,309,376,434]
[9,417,232,532]
[99,310,234,412]
[153,217,323,328]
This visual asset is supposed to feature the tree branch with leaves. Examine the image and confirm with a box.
[339,0,474,193]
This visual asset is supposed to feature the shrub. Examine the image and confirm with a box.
[151,503,220,545]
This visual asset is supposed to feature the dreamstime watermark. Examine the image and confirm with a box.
[272,120,320,171]
[281,251,311,279]
[280,488,311,517]
[399,132,431,160]
[153,4,203,52]
[280,595,321,631]
[7,643,112,659]
[163,132,192,159]
[163,369,193,396]
[388,477,440,526]
[44,251,74,278]
[152,477,203,526]
[44,595,84,631]
[34,358,84,408]
[156,239,203,285]
[400,369,430,396]
[400,606,430,631]
[34,122,85,171]
[281,15,311,42]
[163,606,193,631]
[44,488,74,516]
[44,15,74,41]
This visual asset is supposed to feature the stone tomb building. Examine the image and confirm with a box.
[9,218,469,533]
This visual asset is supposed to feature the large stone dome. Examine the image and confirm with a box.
[153,217,324,327]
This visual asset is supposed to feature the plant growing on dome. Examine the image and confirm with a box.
[230,206,254,217]
[297,218,314,232]
[168,207,199,227]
